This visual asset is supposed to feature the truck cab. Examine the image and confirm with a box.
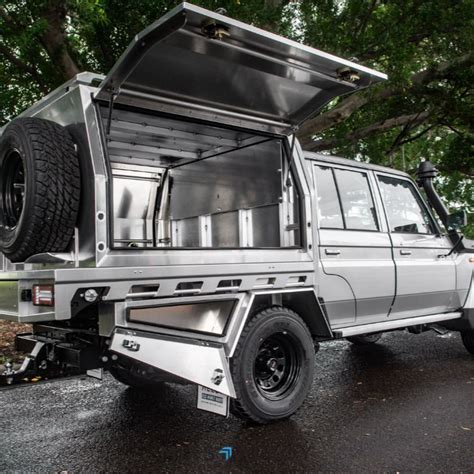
[0,3,472,423]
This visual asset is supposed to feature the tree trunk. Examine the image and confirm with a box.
[39,1,80,80]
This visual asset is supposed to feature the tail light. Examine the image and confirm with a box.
[32,285,54,306]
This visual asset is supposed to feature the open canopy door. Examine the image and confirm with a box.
[97,2,387,135]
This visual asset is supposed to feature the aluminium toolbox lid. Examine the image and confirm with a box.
[96,2,387,135]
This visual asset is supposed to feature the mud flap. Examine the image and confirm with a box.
[110,328,236,398]
[197,385,229,416]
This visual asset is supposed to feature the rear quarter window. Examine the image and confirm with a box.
[314,165,378,231]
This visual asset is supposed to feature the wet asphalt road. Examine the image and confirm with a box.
[1,331,473,473]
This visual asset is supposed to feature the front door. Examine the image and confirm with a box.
[313,163,395,327]
[376,173,456,318]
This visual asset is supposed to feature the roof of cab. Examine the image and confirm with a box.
[304,151,410,178]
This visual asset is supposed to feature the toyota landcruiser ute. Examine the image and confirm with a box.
[0,3,472,423]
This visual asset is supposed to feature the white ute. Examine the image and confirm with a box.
[0,3,472,423]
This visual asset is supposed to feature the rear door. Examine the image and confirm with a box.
[376,173,456,317]
[313,163,395,327]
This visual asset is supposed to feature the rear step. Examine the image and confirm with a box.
[333,311,462,338]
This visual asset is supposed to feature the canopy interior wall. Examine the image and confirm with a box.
[100,106,301,249]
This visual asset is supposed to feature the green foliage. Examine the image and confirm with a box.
[296,0,473,236]
[0,0,472,234]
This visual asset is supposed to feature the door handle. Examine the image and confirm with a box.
[325,249,341,256]
[400,250,412,255]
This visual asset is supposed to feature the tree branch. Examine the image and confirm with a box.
[395,122,437,147]
[386,117,418,158]
[354,0,378,40]
[305,111,430,152]
[0,43,49,93]
[298,52,473,146]
[437,163,474,179]
[441,123,466,138]
[410,52,472,84]
[386,111,440,156]
[298,94,368,141]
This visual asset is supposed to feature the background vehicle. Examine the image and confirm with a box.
[0,3,472,423]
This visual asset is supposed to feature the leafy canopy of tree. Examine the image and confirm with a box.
[0,0,472,234]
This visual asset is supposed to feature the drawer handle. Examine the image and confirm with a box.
[325,249,341,256]
[400,250,412,255]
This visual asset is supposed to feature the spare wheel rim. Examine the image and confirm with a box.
[1,149,25,230]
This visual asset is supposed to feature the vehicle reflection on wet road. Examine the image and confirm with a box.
[1,331,473,472]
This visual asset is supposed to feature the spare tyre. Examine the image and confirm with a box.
[0,118,80,262]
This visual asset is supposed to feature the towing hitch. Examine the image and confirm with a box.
[1,330,104,386]
[1,339,48,385]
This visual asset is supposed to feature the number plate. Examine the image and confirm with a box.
[197,385,229,417]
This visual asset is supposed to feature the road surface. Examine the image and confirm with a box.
[1,331,473,472]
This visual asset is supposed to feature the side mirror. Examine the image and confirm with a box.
[446,210,467,231]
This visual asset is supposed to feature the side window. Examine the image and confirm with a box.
[334,169,379,231]
[314,165,378,231]
[314,166,344,229]
[378,175,436,234]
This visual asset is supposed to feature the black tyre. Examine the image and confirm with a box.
[231,306,315,424]
[461,330,474,355]
[0,118,80,262]
[346,333,382,345]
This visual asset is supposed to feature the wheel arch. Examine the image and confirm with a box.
[245,289,332,339]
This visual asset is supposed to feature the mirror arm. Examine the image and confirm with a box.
[438,234,464,258]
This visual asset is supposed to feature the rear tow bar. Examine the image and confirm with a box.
[1,332,103,386]
[1,339,48,385]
